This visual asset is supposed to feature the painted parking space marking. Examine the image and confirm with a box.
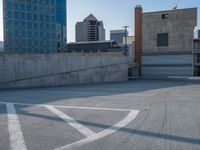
[0,101,134,112]
[45,105,95,137]
[39,90,101,95]
[55,110,139,150]
[1,101,140,150]
[6,103,27,150]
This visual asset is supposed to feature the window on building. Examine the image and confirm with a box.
[50,0,55,5]
[162,14,168,19]
[197,55,200,63]
[6,2,12,9]
[34,23,38,30]
[20,12,25,20]
[157,33,168,47]
[20,3,25,11]
[33,5,38,12]
[34,14,38,20]
[14,12,19,19]
[40,15,44,21]
[20,21,26,28]
[27,3,32,11]
[14,2,18,10]
[45,0,50,5]
[40,23,44,30]
[27,22,32,29]
[6,11,12,18]
[27,13,32,20]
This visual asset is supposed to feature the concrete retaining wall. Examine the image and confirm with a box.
[0,54,131,89]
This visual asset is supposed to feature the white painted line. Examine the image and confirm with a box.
[45,105,96,137]
[0,102,134,112]
[55,110,139,150]
[40,90,100,95]
[72,87,122,91]
[6,103,27,150]
[46,105,133,112]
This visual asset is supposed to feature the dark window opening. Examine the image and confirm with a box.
[157,33,168,47]
[162,14,168,19]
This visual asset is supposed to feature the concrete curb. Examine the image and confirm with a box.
[129,76,200,82]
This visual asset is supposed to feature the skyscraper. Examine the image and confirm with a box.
[76,14,105,42]
[3,0,67,53]
[110,30,129,45]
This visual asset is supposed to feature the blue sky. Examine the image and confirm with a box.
[0,0,199,42]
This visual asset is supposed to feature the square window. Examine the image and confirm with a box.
[50,0,55,5]
[6,2,12,9]
[20,3,25,10]
[14,21,19,28]
[157,33,168,47]
[33,5,38,12]
[27,3,32,11]
[27,13,32,20]
[6,11,12,18]
[40,23,44,30]
[45,0,50,5]
[20,12,25,20]
[14,12,19,19]
[27,22,32,29]
[46,7,50,14]
[162,14,168,19]
[21,21,26,28]
[46,15,50,22]
[14,2,18,10]
[40,15,44,21]
[34,14,38,20]
[34,23,38,29]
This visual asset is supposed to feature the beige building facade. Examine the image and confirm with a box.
[142,8,197,54]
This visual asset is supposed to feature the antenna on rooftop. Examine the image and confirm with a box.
[122,26,129,56]
[172,0,180,10]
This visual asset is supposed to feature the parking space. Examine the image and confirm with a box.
[1,79,200,150]
[0,102,139,150]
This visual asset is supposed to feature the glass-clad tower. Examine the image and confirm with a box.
[3,0,66,53]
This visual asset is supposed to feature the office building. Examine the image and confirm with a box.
[193,39,200,76]
[110,30,129,45]
[134,6,197,77]
[3,0,67,53]
[198,30,200,38]
[123,36,135,57]
[67,40,122,53]
[76,14,105,42]
[0,41,3,51]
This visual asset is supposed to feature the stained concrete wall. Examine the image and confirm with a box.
[0,54,131,89]
[142,8,197,54]
[142,54,193,77]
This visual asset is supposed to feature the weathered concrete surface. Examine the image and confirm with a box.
[1,79,200,150]
[0,54,131,89]
[142,8,197,54]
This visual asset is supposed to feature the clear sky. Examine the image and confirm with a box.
[0,0,199,42]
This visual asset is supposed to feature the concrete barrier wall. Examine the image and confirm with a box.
[142,54,193,77]
[0,54,130,89]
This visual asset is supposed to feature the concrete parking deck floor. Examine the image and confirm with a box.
[0,79,200,150]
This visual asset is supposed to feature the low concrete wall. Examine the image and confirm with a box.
[0,54,131,89]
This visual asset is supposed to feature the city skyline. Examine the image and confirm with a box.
[0,0,200,42]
